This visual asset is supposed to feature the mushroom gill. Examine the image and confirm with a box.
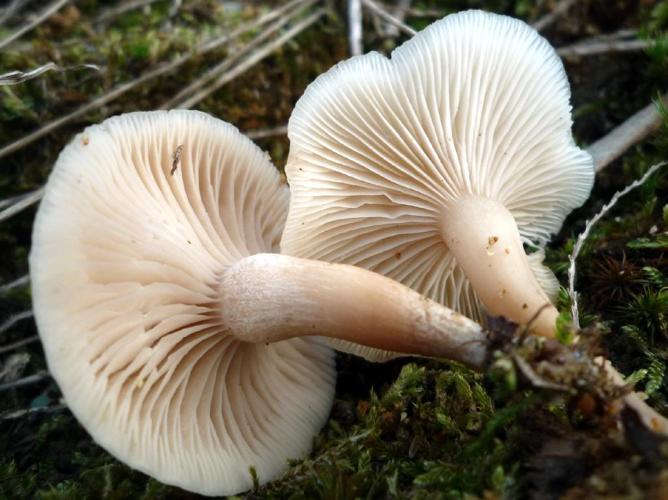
[281,10,594,359]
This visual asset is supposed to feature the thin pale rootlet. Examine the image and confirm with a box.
[1,0,668,498]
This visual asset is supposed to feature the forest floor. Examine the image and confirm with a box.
[0,0,667,498]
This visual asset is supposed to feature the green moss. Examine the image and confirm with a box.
[254,361,530,499]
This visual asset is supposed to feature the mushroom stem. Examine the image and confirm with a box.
[440,196,559,337]
[439,197,668,433]
[220,254,668,435]
[219,253,489,369]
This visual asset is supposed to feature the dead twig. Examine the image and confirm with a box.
[0,369,49,391]
[348,0,363,56]
[363,0,442,19]
[0,1,305,161]
[0,0,33,26]
[557,38,649,58]
[0,274,30,294]
[1,404,66,420]
[532,0,578,32]
[587,93,668,172]
[246,125,288,140]
[94,0,164,24]
[174,9,326,109]
[0,335,39,355]
[383,0,411,37]
[0,352,29,383]
[0,0,69,51]
[568,161,667,329]
[0,187,45,223]
[0,192,27,210]
[0,62,101,86]
[591,355,668,435]
[398,5,443,17]
[586,28,637,42]
[361,0,415,37]
[0,310,33,337]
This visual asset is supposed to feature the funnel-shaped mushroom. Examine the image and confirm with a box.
[281,10,593,360]
[30,110,487,495]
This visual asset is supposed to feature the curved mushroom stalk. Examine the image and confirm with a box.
[220,253,488,369]
[441,196,559,337]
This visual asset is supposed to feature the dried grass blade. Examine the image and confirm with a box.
[0,0,69,51]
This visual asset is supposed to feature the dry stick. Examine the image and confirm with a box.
[399,5,442,17]
[385,0,411,37]
[176,9,325,109]
[588,93,668,172]
[557,38,649,58]
[367,0,441,18]
[246,125,288,140]
[0,0,68,51]
[0,1,304,162]
[0,187,44,223]
[588,28,637,42]
[0,62,101,86]
[0,310,33,337]
[531,0,578,32]
[348,0,363,56]
[1,404,66,420]
[0,192,27,210]
[94,0,164,24]
[0,369,49,391]
[568,161,668,329]
[0,274,29,294]
[361,0,415,37]
[0,0,33,26]
[0,335,39,355]
[162,0,314,109]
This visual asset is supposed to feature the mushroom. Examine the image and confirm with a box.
[30,110,488,496]
[279,10,668,435]
[281,9,593,360]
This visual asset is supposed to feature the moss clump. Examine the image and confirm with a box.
[254,361,526,499]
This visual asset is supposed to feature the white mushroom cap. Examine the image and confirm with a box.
[29,110,336,496]
[281,10,593,358]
